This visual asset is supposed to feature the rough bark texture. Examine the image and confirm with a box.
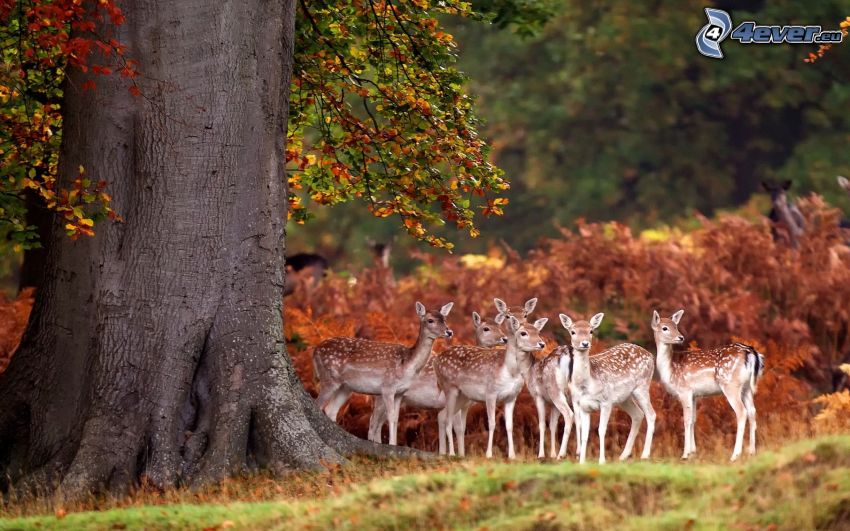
[0,0,403,498]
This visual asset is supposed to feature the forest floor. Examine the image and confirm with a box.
[1,435,849,530]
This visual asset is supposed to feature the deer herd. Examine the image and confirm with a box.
[313,297,766,464]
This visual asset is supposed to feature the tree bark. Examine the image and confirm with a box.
[0,0,400,499]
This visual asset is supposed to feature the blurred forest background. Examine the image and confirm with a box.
[288,0,850,270]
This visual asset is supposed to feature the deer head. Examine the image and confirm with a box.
[472,311,508,346]
[651,309,685,346]
[761,179,793,207]
[416,301,454,339]
[559,312,603,352]
[506,315,547,351]
[493,297,538,322]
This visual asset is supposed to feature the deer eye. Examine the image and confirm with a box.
[589,330,593,335]
[662,326,668,332]
[520,331,528,337]
[571,331,576,336]
[428,319,435,324]
[483,327,490,332]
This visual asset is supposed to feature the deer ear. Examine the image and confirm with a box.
[559,313,572,330]
[839,176,850,190]
[652,310,661,329]
[532,317,548,331]
[472,311,482,327]
[493,298,507,314]
[440,302,454,317]
[508,315,520,333]
[590,313,604,329]
[671,309,684,324]
[415,301,426,317]
[524,298,538,315]
[782,179,792,190]
[494,312,506,325]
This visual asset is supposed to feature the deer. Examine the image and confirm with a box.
[561,313,656,464]
[366,311,507,453]
[652,310,765,461]
[838,176,850,229]
[435,314,548,459]
[312,301,454,446]
[437,296,538,457]
[525,344,576,459]
[762,180,805,248]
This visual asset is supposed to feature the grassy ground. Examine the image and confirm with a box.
[2,436,850,530]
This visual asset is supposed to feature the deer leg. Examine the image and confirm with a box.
[457,399,470,457]
[485,395,497,459]
[437,408,447,455]
[573,397,582,460]
[548,406,559,459]
[382,391,400,446]
[742,387,757,456]
[504,398,517,460]
[323,388,352,422]
[617,398,643,461]
[679,392,693,459]
[689,396,698,456]
[315,382,342,416]
[579,407,591,464]
[368,397,387,443]
[553,396,573,460]
[633,386,656,460]
[534,396,547,459]
[597,404,613,464]
[721,384,747,461]
[444,387,459,456]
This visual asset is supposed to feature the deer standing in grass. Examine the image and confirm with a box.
[525,344,576,459]
[652,310,765,461]
[435,314,548,459]
[313,301,454,445]
[367,311,507,453]
[495,296,577,459]
[561,313,656,464]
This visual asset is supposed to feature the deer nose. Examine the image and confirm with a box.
[500,336,508,344]
[445,329,453,338]
[580,340,590,348]
[537,341,546,349]
[677,335,684,342]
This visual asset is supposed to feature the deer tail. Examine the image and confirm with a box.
[739,344,765,393]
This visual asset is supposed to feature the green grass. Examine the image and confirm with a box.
[3,436,850,530]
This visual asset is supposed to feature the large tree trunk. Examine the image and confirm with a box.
[0,0,394,498]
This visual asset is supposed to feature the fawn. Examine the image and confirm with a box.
[652,310,765,461]
[435,314,548,459]
[495,296,576,459]
[561,313,656,464]
[525,344,576,459]
[313,301,454,445]
[367,311,507,453]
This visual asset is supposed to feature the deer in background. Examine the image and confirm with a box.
[494,297,537,323]
[838,176,850,229]
[367,311,507,453]
[762,180,805,248]
[435,314,548,459]
[313,301,454,445]
[525,344,575,459]
[652,310,765,461]
[561,313,656,464]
